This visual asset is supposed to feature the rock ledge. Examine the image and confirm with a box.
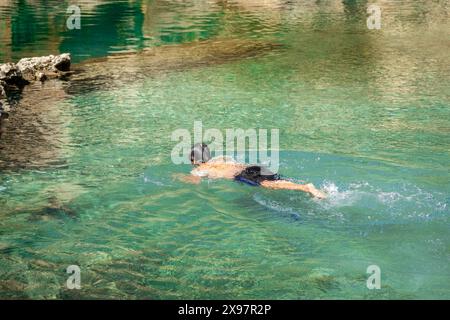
[0,53,71,113]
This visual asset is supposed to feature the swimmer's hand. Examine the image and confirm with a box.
[305,183,327,199]
[172,173,201,185]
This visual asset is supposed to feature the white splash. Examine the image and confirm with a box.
[377,191,402,204]
[319,181,362,208]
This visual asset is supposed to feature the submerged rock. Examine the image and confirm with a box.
[0,81,6,97]
[0,85,7,110]
[0,102,7,114]
[0,82,10,114]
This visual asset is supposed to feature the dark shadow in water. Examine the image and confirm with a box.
[0,80,71,170]
[26,196,78,222]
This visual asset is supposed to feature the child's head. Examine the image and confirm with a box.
[190,143,211,165]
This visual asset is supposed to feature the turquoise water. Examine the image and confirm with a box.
[0,1,449,299]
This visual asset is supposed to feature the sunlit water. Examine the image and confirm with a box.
[0,1,449,299]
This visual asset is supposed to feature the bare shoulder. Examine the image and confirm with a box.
[209,162,245,170]
[200,162,245,179]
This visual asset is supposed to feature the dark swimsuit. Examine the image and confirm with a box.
[234,166,281,186]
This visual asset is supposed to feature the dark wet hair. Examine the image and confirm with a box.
[190,143,211,164]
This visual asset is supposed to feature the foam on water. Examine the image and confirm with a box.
[321,180,448,223]
[250,178,448,228]
[319,181,364,208]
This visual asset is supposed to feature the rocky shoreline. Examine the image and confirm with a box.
[0,53,72,114]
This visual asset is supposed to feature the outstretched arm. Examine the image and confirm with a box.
[172,173,202,184]
[260,180,327,199]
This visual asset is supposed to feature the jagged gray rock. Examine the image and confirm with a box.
[0,80,6,97]
[52,53,71,71]
[0,80,9,113]
[0,53,71,113]
[0,101,10,113]
[0,63,28,86]
[16,53,71,81]
[0,62,27,114]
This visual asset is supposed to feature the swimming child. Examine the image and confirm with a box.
[179,143,327,199]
